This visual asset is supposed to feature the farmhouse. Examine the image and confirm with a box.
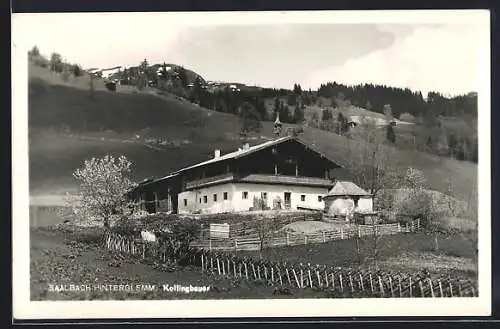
[128,136,349,215]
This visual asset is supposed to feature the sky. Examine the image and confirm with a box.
[12,11,488,97]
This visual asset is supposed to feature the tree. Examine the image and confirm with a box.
[336,112,350,135]
[72,64,83,77]
[345,125,401,201]
[426,136,434,151]
[293,103,304,124]
[239,101,262,137]
[386,123,396,143]
[88,74,96,100]
[256,214,279,258]
[398,167,452,251]
[50,52,63,72]
[177,66,188,88]
[191,76,204,103]
[278,100,291,123]
[308,111,320,128]
[28,45,40,60]
[137,58,149,89]
[293,83,302,95]
[383,104,393,119]
[65,155,137,228]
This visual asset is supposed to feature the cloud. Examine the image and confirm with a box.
[12,13,184,68]
[168,24,401,88]
[303,24,482,96]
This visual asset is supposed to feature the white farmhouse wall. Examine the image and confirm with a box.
[177,182,329,215]
[324,196,374,216]
[177,183,236,215]
[357,197,373,213]
[232,183,328,212]
[325,197,355,216]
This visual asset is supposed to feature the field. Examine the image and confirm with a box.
[235,232,477,279]
[30,223,477,300]
[30,226,339,300]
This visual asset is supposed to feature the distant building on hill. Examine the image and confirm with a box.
[127,136,350,215]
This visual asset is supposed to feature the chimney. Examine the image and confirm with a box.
[243,143,250,150]
[214,149,221,158]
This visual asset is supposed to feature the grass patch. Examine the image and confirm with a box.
[235,232,476,276]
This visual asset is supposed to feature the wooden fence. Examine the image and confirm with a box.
[103,230,477,298]
[192,222,416,251]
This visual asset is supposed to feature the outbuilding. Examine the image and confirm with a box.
[323,181,373,220]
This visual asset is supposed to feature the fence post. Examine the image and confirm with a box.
[419,280,425,297]
[300,267,304,288]
[397,222,401,233]
[349,273,354,293]
[308,267,313,288]
[340,227,344,240]
[209,238,212,250]
[304,235,307,245]
[234,239,238,251]
[358,226,361,238]
[428,278,435,298]
[378,276,385,297]
[322,232,326,243]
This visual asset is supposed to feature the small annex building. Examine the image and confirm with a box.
[323,181,373,219]
[127,136,350,215]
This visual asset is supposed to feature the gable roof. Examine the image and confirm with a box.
[144,136,342,186]
[326,181,371,197]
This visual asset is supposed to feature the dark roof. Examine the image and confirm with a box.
[324,181,371,197]
[141,136,341,187]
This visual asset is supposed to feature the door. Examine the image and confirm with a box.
[284,192,291,209]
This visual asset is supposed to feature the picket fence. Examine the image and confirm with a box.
[192,222,415,251]
[103,230,477,298]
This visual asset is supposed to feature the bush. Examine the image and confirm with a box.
[105,82,117,91]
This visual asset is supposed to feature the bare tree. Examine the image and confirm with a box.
[367,215,381,267]
[256,215,278,258]
[344,120,401,201]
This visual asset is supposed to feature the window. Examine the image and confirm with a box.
[262,192,268,200]
[203,196,208,203]
[301,195,306,202]
[213,194,217,202]
[183,199,187,206]
[223,192,228,200]
[199,198,202,203]
[318,196,323,202]
[242,191,248,199]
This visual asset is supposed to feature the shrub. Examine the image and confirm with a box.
[105,82,117,92]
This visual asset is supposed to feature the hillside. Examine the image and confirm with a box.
[28,65,477,207]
